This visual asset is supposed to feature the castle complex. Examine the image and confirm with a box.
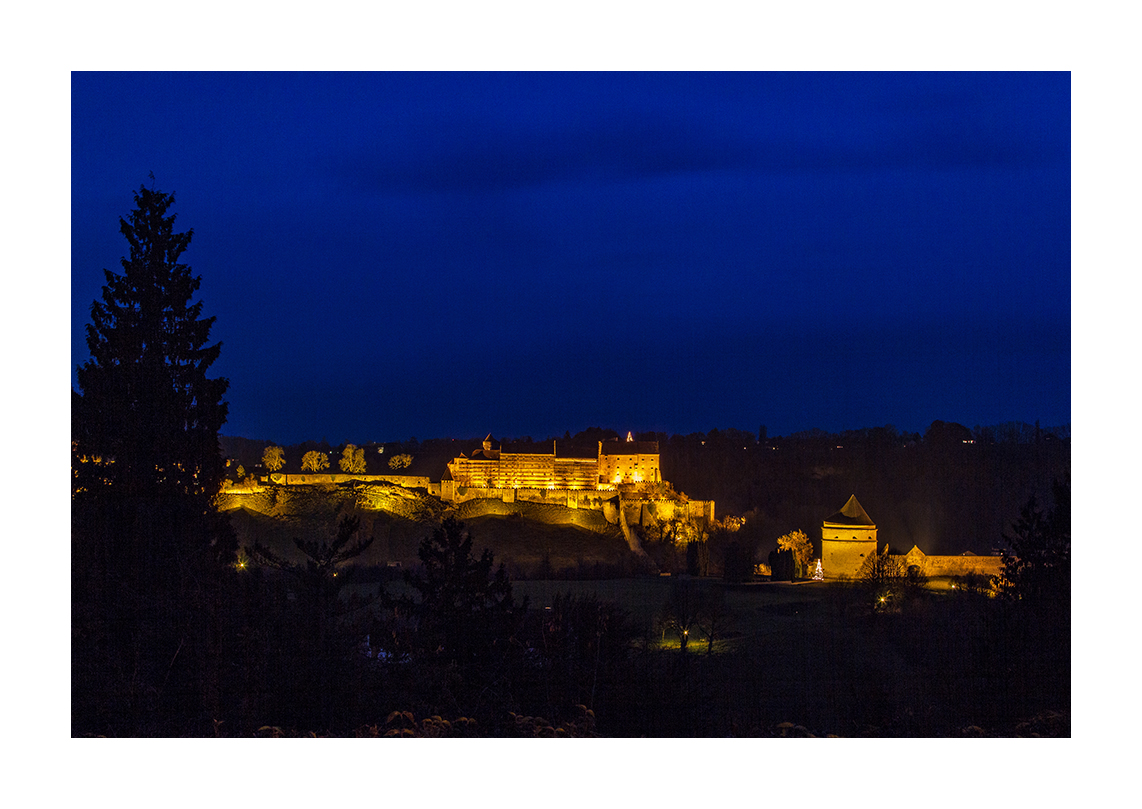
[227,439,1002,582]
[438,434,712,550]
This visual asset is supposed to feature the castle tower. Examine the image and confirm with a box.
[820,494,878,579]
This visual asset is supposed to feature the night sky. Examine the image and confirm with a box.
[71,72,1070,445]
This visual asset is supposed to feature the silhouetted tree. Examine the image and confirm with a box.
[768,547,795,581]
[72,182,235,735]
[248,516,375,730]
[658,579,729,654]
[659,579,702,652]
[924,419,973,450]
[390,518,521,671]
[997,477,1070,607]
[534,593,634,715]
[74,183,230,505]
[685,540,703,576]
[856,544,907,611]
[723,541,753,582]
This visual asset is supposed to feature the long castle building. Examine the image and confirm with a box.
[446,434,661,491]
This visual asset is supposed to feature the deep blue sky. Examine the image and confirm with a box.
[71,72,1070,445]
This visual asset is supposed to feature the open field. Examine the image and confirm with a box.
[514,577,827,636]
[345,575,1068,736]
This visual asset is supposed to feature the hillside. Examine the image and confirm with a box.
[218,481,633,578]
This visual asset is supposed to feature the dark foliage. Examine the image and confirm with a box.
[723,541,753,582]
[768,547,795,581]
[75,185,230,506]
[245,516,375,729]
[387,518,523,672]
[998,477,1070,608]
[525,593,636,720]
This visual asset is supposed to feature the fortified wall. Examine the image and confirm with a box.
[897,546,1004,579]
[269,472,433,491]
[820,494,1002,581]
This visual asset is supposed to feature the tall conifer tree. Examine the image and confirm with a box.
[76,184,229,502]
[73,183,234,735]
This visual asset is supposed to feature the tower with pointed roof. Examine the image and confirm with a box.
[820,494,878,578]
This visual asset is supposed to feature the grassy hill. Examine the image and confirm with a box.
[220,482,633,577]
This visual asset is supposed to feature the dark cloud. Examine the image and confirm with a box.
[342,116,755,194]
[337,72,1067,197]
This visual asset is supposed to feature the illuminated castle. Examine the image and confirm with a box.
[446,433,661,491]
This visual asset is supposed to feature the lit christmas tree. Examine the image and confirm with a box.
[812,559,824,580]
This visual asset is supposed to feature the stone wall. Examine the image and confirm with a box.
[452,496,617,534]
[447,485,615,510]
[270,472,431,489]
[898,546,1003,579]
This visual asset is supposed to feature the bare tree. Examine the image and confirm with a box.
[388,453,413,470]
[339,444,367,474]
[857,544,906,611]
[301,450,330,472]
[262,445,285,472]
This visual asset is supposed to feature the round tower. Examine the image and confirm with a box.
[820,494,878,579]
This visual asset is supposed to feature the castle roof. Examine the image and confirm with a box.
[463,434,500,460]
[599,440,659,456]
[466,448,500,460]
[823,494,875,526]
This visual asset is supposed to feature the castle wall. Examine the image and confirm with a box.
[450,452,599,489]
[898,547,1003,579]
[452,496,616,533]
[449,485,620,512]
[270,472,431,488]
